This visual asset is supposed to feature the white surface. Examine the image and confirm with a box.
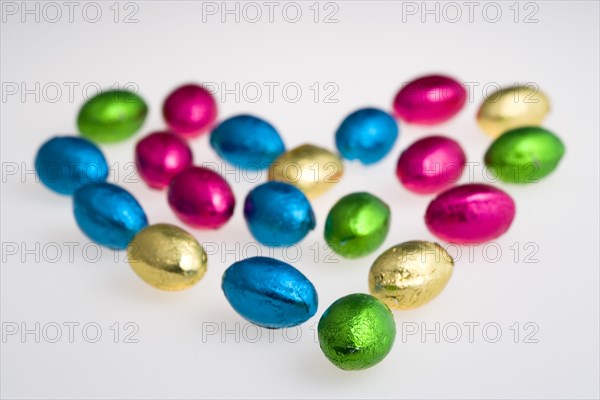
[1,1,599,399]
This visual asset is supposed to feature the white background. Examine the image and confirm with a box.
[1,1,599,399]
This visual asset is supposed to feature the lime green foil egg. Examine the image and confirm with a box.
[318,293,396,371]
[324,192,390,258]
[484,126,565,183]
[78,89,148,143]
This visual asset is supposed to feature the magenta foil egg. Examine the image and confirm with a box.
[167,166,235,229]
[425,183,516,244]
[396,136,466,194]
[135,132,193,189]
[393,75,466,125]
[163,84,218,138]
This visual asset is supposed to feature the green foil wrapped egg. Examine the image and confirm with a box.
[318,293,396,371]
[484,126,565,183]
[78,89,148,143]
[324,192,390,258]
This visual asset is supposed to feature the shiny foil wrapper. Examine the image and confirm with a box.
[369,241,454,310]
[128,223,207,291]
[318,293,395,370]
[268,144,343,199]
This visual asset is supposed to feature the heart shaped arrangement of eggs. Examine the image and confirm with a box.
[34,76,564,371]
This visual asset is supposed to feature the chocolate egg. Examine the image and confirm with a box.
[135,131,193,189]
[167,166,235,229]
[425,183,516,244]
[244,181,315,246]
[222,256,318,328]
[396,135,466,194]
[335,108,398,165]
[393,75,466,125]
[318,293,396,370]
[73,183,148,249]
[268,144,343,199]
[210,115,285,170]
[163,84,217,138]
[35,136,108,195]
[477,85,550,138]
[484,126,565,183]
[127,223,207,290]
[325,192,390,258]
[369,241,454,310]
[78,89,148,143]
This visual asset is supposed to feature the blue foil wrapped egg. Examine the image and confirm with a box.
[222,256,318,328]
[244,181,316,246]
[35,136,108,195]
[335,108,399,164]
[210,115,285,170]
[73,183,148,249]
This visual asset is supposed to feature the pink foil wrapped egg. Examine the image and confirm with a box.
[163,84,217,138]
[135,131,193,189]
[425,183,515,244]
[167,166,235,229]
[396,136,466,194]
[393,75,466,125]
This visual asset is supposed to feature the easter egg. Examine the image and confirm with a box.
[222,256,318,328]
[135,131,193,189]
[73,183,148,249]
[244,181,315,246]
[78,89,148,143]
[318,293,396,370]
[268,144,344,199]
[393,75,466,125]
[325,192,390,258]
[396,135,466,194]
[35,136,108,195]
[127,223,207,290]
[163,84,217,138]
[167,166,235,229]
[335,108,398,165]
[484,126,565,183]
[210,115,285,170]
[425,183,516,244]
[369,241,454,310]
[476,85,550,138]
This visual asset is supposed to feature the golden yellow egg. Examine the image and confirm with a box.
[268,144,343,199]
[477,85,550,138]
[368,241,454,310]
[127,223,207,290]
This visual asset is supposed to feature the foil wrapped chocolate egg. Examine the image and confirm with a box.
[135,131,193,189]
[393,75,466,125]
[335,108,399,165]
[127,223,207,290]
[167,166,235,229]
[477,85,550,138]
[73,183,148,249]
[369,241,454,310]
[210,115,285,170]
[318,293,396,370]
[244,181,315,246]
[78,89,148,143]
[222,256,318,328]
[425,183,516,244]
[396,135,466,194]
[163,84,217,138]
[484,126,565,183]
[35,136,108,195]
[268,144,343,199]
[325,192,390,258]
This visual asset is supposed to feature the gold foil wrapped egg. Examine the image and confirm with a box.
[368,241,454,310]
[477,85,550,138]
[127,223,207,290]
[268,144,343,199]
